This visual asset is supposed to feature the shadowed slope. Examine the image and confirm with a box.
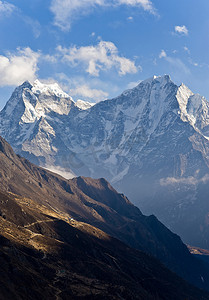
[0,136,209,291]
[0,190,209,300]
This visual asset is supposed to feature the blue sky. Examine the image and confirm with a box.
[0,0,208,108]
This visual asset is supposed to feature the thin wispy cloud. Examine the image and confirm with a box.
[159,49,190,74]
[160,174,209,186]
[42,54,58,63]
[0,48,39,86]
[70,84,108,100]
[50,0,157,31]
[166,56,190,74]
[55,73,110,101]
[23,17,41,39]
[57,41,139,76]
[117,0,155,12]
[175,25,188,36]
[0,0,16,17]
[0,2,41,39]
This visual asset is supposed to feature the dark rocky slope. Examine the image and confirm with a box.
[0,190,209,300]
[0,136,209,291]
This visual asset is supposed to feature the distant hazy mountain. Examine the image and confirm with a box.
[1,76,209,249]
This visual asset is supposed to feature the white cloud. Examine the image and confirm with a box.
[50,0,156,31]
[70,84,108,100]
[175,25,188,35]
[0,48,39,86]
[159,49,167,58]
[160,174,209,186]
[127,16,133,21]
[55,73,110,101]
[189,59,199,67]
[43,54,58,63]
[45,165,75,179]
[0,1,16,17]
[57,41,138,76]
[117,0,155,12]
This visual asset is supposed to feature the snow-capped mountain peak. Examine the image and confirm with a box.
[176,83,209,138]
[32,79,70,98]
[0,79,76,150]
[20,80,33,89]
[139,74,171,87]
[75,99,95,110]
[1,74,209,190]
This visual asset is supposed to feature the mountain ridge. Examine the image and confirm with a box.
[1,75,209,249]
[0,136,209,291]
[1,188,209,299]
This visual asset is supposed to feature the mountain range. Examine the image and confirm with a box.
[1,135,209,292]
[0,136,209,299]
[1,75,209,249]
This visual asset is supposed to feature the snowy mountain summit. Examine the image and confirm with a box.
[1,75,209,247]
[1,75,209,178]
[32,79,70,98]
[0,79,94,177]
